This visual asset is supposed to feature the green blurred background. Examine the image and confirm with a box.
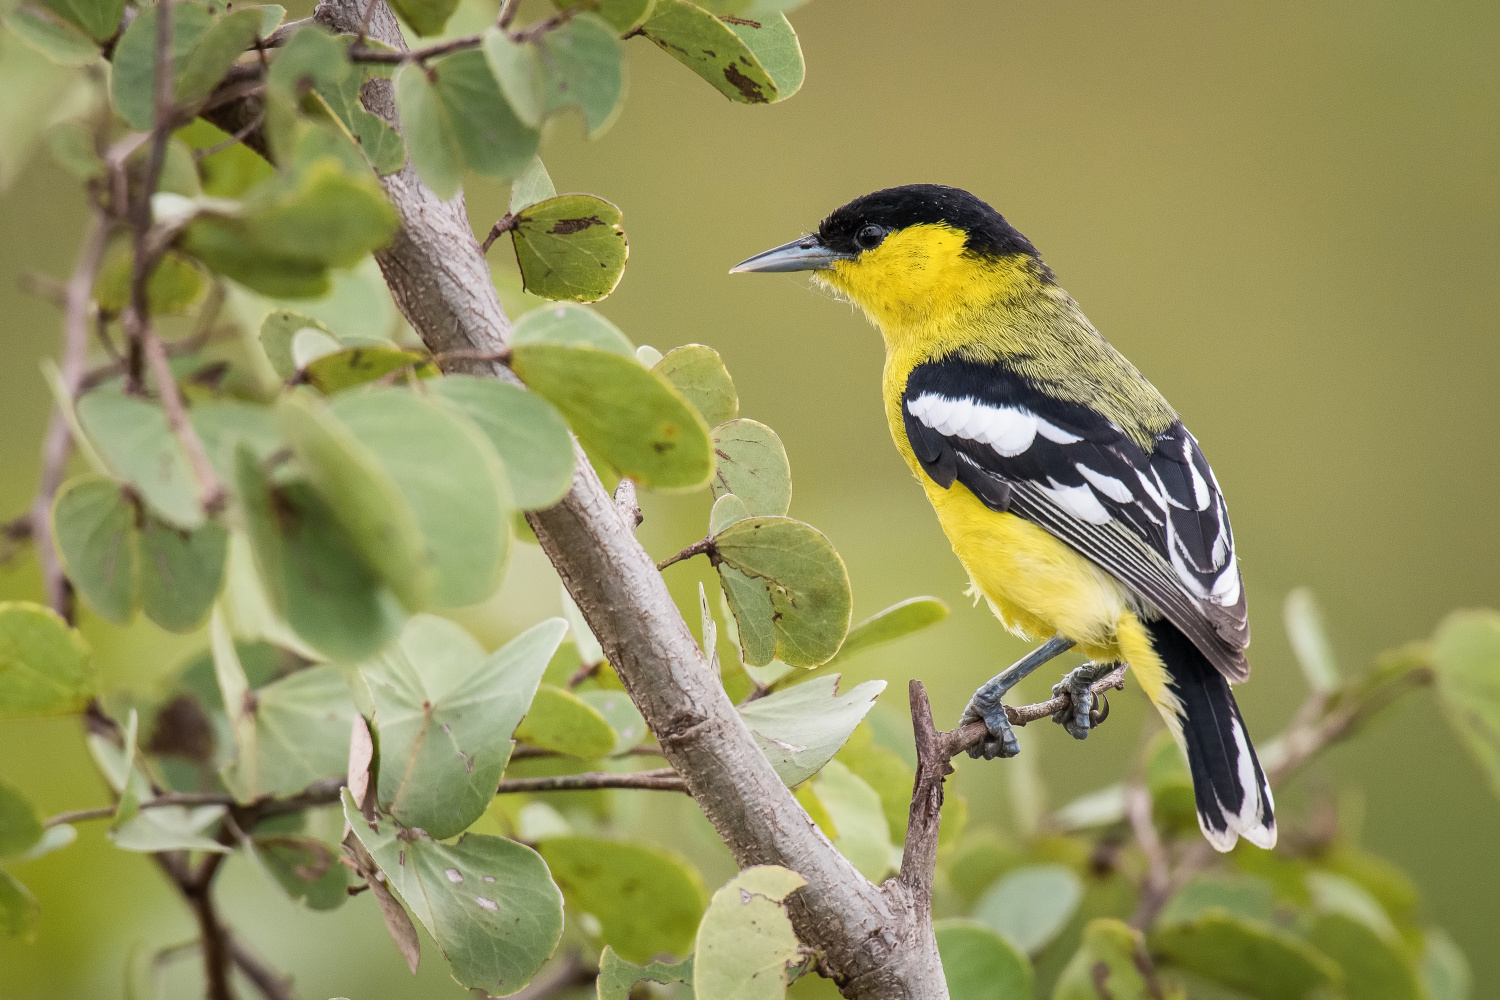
[3,0,1498,996]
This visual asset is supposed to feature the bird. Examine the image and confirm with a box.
[730,184,1274,852]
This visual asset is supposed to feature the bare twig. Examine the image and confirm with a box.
[480,213,516,253]
[498,768,687,794]
[1125,785,1169,930]
[30,210,111,619]
[194,111,267,160]
[656,537,715,571]
[228,934,299,1000]
[347,0,601,65]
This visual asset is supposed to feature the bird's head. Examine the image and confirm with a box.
[731,184,1050,335]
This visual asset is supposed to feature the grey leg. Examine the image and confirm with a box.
[960,636,1076,760]
[1051,661,1116,740]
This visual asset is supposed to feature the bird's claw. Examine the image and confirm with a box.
[961,689,1019,760]
[1051,662,1113,740]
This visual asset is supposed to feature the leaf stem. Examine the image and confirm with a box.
[656,537,715,571]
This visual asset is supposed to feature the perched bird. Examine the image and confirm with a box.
[731,184,1274,852]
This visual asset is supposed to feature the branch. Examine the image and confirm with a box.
[655,536,714,571]
[497,768,687,794]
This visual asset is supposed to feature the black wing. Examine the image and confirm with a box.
[902,357,1250,681]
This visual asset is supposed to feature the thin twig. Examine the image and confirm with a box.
[1125,785,1168,929]
[228,934,299,1000]
[509,743,664,760]
[497,768,687,794]
[141,328,228,514]
[194,111,267,160]
[656,537,715,571]
[347,0,602,65]
[30,210,111,619]
[480,213,517,253]
[497,0,521,29]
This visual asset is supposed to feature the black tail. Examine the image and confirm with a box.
[1146,618,1276,852]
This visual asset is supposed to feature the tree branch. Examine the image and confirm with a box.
[497,768,687,794]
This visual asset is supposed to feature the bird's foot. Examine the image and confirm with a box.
[1051,661,1115,740]
[961,687,1019,760]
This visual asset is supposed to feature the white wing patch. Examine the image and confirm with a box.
[906,393,1037,456]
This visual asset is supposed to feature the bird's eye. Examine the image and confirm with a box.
[854,225,887,251]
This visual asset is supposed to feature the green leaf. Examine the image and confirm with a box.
[256,836,349,910]
[260,310,332,380]
[735,674,884,786]
[0,871,38,940]
[14,823,75,862]
[111,707,142,825]
[365,615,565,838]
[511,301,635,357]
[538,836,707,961]
[510,194,629,302]
[0,602,94,719]
[1306,871,1399,941]
[933,920,1033,1000]
[277,390,428,610]
[302,344,427,393]
[589,0,657,34]
[0,779,43,858]
[235,445,406,662]
[1431,609,1500,798]
[1420,929,1472,1000]
[38,0,122,41]
[973,863,1082,955]
[223,664,357,801]
[110,805,232,853]
[51,475,138,626]
[395,50,540,197]
[483,29,545,128]
[709,419,790,517]
[0,31,76,190]
[139,516,228,633]
[511,343,714,490]
[242,158,399,268]
[78,387,203,530]
[187,399,282,485]
[388,0,459,37]
[509,156,556,213]
[577,689,647,755]
[1150,910,1340,1000]
[709,493,751,534]
[694,865,806,1000]
[536,13,624,136]
[833,724,913,846]
[1158,873,1276,926]
[5,7,99,66]
[94,247,206,315]
[714,516,851,667]
[1055,919,1173,1000]
[654,345,738,427]
[821,597,948,668]
[175,8,263,106]
[330,388,512,607]
[640,0,802,105]
[1283,587,1339,693]
[343,790,565,994]
[181,218,327,298]
[636,344,664,367]
[428,376,576,511]
[1307,913,1421,1000]
[317,72,407,175]
[515,683,616,758]
[110,2,216,130]
[805,759,890,880]
[597,947,693,1000]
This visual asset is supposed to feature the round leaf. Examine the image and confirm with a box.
[222,665,357,801]
[577,689,647,754]
[933,920,1033,1000]
[735,674,885,786]
[1150,910,1340,1000]
[302,344,428,393]
[1308,913,1423,1000]
[710,418,790,517]
[1054,919,1160,1000]
[639,0,802,104]
[511,302,635,357]
[973,864,1082,955]
[713,516,851,667]
[589,0,656,34]
[709,493,751,534]
[343,791,564,994]
[510,194,628,302]
[394,63,462,199]
[693,865,806,1000]
[38,0,123,41]
[536,13,624,136]
[260,310,332,380]
[806,759,890,880]
[428,376,576,510]
[110,2,216,130]
[537,837,707,962]
[51,475,138,625]
[0,602,94,719]
[6,8,99,66]
[257,836,349,910]
[654,345,738,426]
[139,516,227,633]
[508,156,556,213]
[514,683,616,758]
[483,29,545,128]
[511,343,713,490]
[78,387,203,530]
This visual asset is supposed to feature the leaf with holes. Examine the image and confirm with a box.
[235,444,406,662]
[597,947,693,1000]
[710,419,790,517]
[538,837,707,961]
[510,343,713,490]
[934,921,1033,1000]
[510,194,628,302]
[343,790,564,994]
[693,865,806,1000]
[364,615,564,839]
[51,476,137,625]
[655,345,738,427]
[714,516,850,667]
[735,674,884,786]
[639,0,802,105]
[139,516,227,633]
[428,376,576,511]
[0,602,94,720]
[78,387,202,530]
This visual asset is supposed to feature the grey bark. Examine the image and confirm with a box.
[307,2,949,994]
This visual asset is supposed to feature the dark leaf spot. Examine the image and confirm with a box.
[723,64,768,102]
[548,216,605,235]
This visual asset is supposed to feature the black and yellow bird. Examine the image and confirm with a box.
[732,185,1274,852]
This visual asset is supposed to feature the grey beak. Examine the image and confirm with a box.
[729,236,853,274]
